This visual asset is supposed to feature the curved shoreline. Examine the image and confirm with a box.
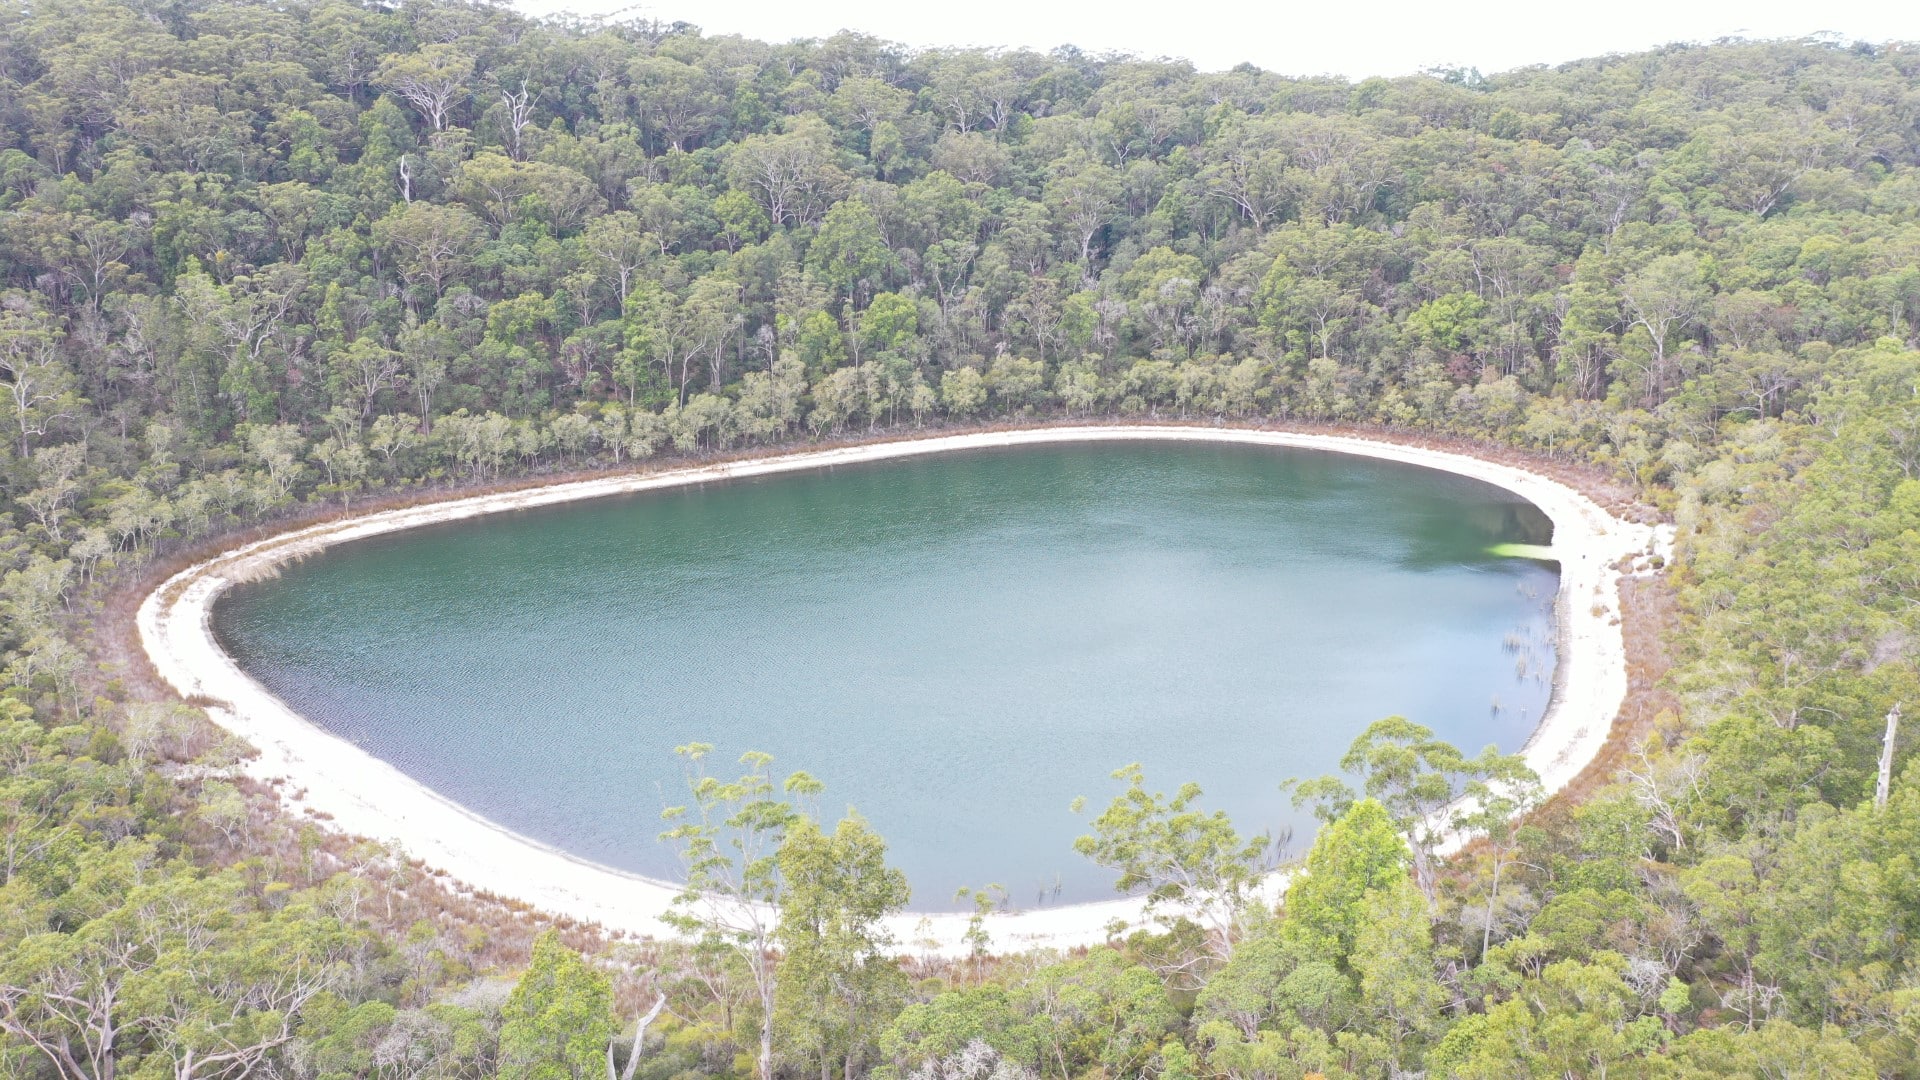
[136,425,1666,954]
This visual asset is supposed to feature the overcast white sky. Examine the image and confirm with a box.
[512,0,1917,78]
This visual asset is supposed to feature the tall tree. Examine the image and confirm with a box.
[1292,716,1527,904]
[1279,798,1406,967]
[375,44,474,132]
[1073,764,1272,957]
[498,931,614,1080]
[776,813,911,1080]
[660,746,821,1080]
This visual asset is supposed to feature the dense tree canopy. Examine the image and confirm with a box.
[3,0,1920,1075]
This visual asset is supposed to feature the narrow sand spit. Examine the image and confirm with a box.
[136,426,1667,955]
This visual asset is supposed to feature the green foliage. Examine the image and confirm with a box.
[1280,798,1406,966]
[882,985,1042,1074]
[660,746,819,928]
[1438,954,1667,1078]
[499,931,614,1080]
[1353,875,1443,1060]
[0,844,371,1080]
[1073,763,1271,951]
[659,745,821,1080]
[882,949,1177,1080]
[1020,948,1177,1078]
[1195,911,1354,1038]
[5,3,1920,1074]
[1292,715,1530,902]
[776,814,911,1078]
[1650,1021,1875,1078]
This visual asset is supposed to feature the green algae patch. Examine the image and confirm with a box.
[1487,542,1558,561]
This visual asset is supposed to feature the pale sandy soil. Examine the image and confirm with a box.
[136,426,1668,955]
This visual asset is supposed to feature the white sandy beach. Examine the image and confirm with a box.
[136,425,1667,954]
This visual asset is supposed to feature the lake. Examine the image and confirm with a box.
[213,441,1558,910]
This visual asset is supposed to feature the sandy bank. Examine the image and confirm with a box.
[136,425,1667,955]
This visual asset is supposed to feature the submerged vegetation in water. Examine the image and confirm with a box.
[1484,542,1556,560]
[1,0,1919,1074]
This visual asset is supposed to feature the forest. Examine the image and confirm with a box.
[2,0,1920,1074]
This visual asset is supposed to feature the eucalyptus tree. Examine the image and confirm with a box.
[658,745,820,1080]
[1073,764,1274,959]
[1291,715,1531,905]
[775,814,910,1080]
[0,294,73,456]
[374,44,474,133]
[1454,759,1546,960]
[498,931,613,1080]
[1278,798,1407,967]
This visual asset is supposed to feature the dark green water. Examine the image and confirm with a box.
[214,442,1557,910]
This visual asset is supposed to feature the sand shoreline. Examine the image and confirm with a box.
[135,425,1666,954]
